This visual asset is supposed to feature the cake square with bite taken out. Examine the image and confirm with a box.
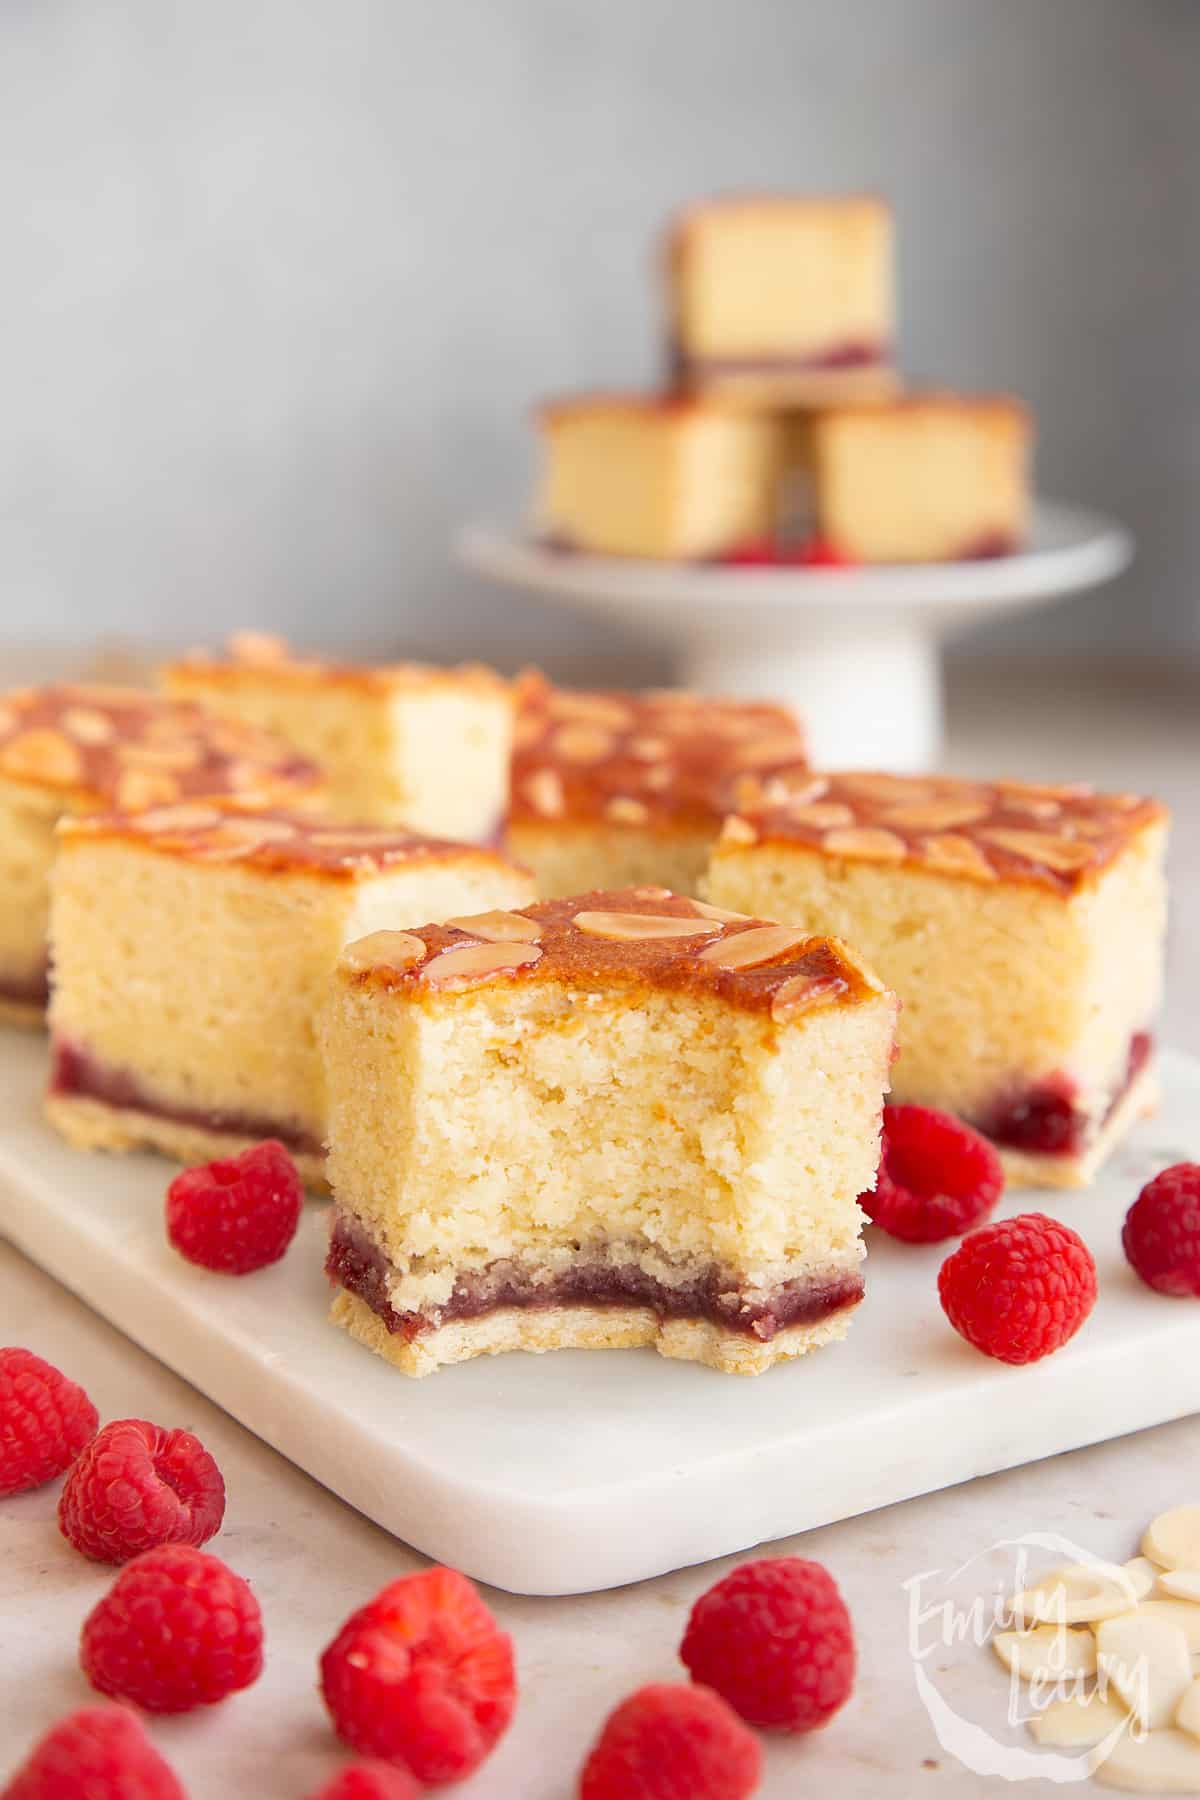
[508,673,808,898]
[705,771,1168,1186]
[0,683,320,1027]
[45,806,535,1187]
[322,886,897,1375]
[161,634,513,842]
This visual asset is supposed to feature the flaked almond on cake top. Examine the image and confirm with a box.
[161,632,513,842]
[321,887,897,1377]
[509,671,808,897]
[45,804,534,1187]
[706,770,1168,1187]
[0,684,321,1027]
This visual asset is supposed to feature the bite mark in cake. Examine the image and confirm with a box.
[706,772,1168,1186]
[321,888,897,1376]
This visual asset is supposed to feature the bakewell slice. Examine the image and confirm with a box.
[509,673,808,898]
[161,633,513,841]
[535,394,781,559]
[705,771,1168,1186]
[666,195,898,406]
[805,395,1032,562]
[322,887,897,1376]
[0,683,320,1027]
[45,807,535,1187]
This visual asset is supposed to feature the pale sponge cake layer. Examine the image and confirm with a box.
[707,775,1167,1185]
[321,889,897,1375]
[163,637,513,840]
[536,398,780,560]
[0,779,60,1012]
[45,814,535,1176]
[810,396,1031,562]
[506,821,713,904]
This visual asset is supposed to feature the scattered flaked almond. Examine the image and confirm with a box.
[573,911,718,942]
[699,924,809,971]
[420,941,542,987]
[342,930,426,973]
[444,911,542,944]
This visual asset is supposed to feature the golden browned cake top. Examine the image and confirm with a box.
[667,192,890,250]
[58,804,526,882]
[338,886,891,1023]
[164,632,509,699]
[715,770,1167,896]
[0,684,320,810]
[510,674,808,834]
[811,391,1030,429]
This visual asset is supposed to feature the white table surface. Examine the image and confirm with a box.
[3,656,1199,1797]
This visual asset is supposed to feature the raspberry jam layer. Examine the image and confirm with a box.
[327,1216,864,1345]
[48,1038,324,1160]
[979,1032,1152,1158]
[670,339,891,380]
[0,965,49,1009]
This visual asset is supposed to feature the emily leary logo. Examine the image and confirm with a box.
[903,1531,1146,1783]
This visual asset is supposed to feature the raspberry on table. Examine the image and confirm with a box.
[0,1704,187,1799]
[938,1211,1097,1364]
[166,1139,303,1274]
[860,1104,1004,1244]
[680,1556,856,1732]
[0,1347,98,1498]
[319,1566,516,1787]
[80,1542,262,1713]
[579,1683,761,1800]
[1122,1163,1200,1296]
[305,1764,422,1800]
[59,1417,225,1563]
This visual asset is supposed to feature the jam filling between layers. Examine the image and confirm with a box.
[48,1039,324,1160]
[977,1032,1153,1159]
[669,339,891,379]
[0,965,49,1008]
[327,1215,864,1345]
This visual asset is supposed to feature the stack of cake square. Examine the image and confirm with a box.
[534,194,1032,564]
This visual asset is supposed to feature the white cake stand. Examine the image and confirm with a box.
[457,502,1132,770]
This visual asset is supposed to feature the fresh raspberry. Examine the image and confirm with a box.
[789,537,855,567]
[305,1765,422,1800]
[80,1543,262,1713]
[721,539,778,567]
[579,1683,761,1800]
[938,1212,1097,1364]
[59,1418,225,1563]
[861,1105,1004,1243]
[680,1556,855,1732]
[0,1705,187,1799]
[0,1347,98,1497]
[166,1140,303,1274]
[1122,1163,1200,1295]
[319,1566,516,1786]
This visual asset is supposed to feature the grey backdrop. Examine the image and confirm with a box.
[1,0,1197,676]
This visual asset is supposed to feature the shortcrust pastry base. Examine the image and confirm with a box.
[994,1060,1160,1191]
[330,1287,859,1378]
[44,1093,328,1192]
[0,995,44,1030]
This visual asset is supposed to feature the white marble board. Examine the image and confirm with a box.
[1,1033,1198,1597]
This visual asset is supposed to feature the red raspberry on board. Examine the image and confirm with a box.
[80,1543,262,1713]
[59,1418,225,1563]
[720,538,778,566]
[319,1566,516,1787]
[166,1140,303,1274]
[579,1683,761,1800]
[861,1104,1004,1244]
[0,1347,98,1498]
[789,537,855,567]
[680,1556,855,1732]
[305,1764,422,1800]
[0,1705,187,1800]
[938,1211,1097,1364]
[1122,1163,1200,1296]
